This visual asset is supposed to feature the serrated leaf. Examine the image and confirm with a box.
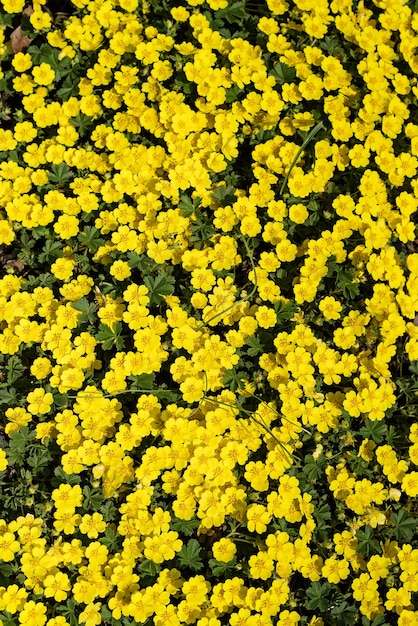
[359,419,386,444]
[246,334,264,357]
[128,373,155,391]
[176,539,203,571]
[302,454,324,480]
[305,581,330,611]
[272,62,297,84]
[100,528,120,551]
[138,559,161,577]
[215,0,246,22]
[356,526,381,556]
[78,226,104,252]
[209,557,237,576]
[275,300,298,321]
[390,509,416,541]
[225,85,243,103]
[0,612,18,626]
[144,272,175,305]
[96,322,122,350]
[171,517,200,537]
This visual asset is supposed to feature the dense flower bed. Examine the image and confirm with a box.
[0,0,418,624]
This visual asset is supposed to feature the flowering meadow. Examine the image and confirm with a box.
[0,0,418,624]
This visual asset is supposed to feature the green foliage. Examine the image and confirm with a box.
[390,509,417,541]
[0,1,417,624]
[305,581,331,611]
[96,322,124,350]
[176,539,204,572]
[144,272,175,306]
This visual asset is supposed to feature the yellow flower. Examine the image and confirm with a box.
[32,63,56,86]
[401,471,418,497]
[171,6,190,21]
[0,449,8,472]
[246,503,271,533]
[30,10,52,30]
[43,572,71,602]
[248,551,274,580]
[17,600,47,625]
[79,602,102,626]
[12,52,33,72]
[212,538,237,563]
[319,296,343,320]
[26,388,54,416]
[289,203,309,224]
[110,260,132,281]
[255,305,277,329]
[322,555,350,584]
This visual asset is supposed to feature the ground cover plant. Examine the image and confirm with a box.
[0,0,417,624]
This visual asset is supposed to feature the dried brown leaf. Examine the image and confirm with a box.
[9,5,34,54]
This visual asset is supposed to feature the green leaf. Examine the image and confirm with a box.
[0,565,14,589]
[313,501,331,542]
[365,615,392,626]
[330,600,358,624]
[138,559,161,577]
[408,360,418,375]
[209,557,237,576]
[72,297,97,324]
[171,517,200,537]
[27,449,52,470]
[128,373,154,390]
[144,272,175,306]
[305,581,331,611]
[225,85,243,103]
[0,12,13,26]
[356,526,381,556]
[52,466,81,487]
[211,186,235,203]
[78,226,104,252]
[6,356,24,385]
[31,225,49,240]
[0,612,17,626]
[101,605,121,625]
[222,368,248,392]
[275,300,298,321]
[246,334,264,357]
[359,419,386,444]
[302,454,325,481]
[57,598,78,626]
[390,509,416,541]
[179,194,201,216]
[100,500,118,522]
[0,387,18,407]
[39,43,60,68]
[83,486,104,510]
[9,427,36,450]
[53,393,68,407]
[127,251,144,268]
[100,528,121,551]
[271,62,297,84]
[176,539,203,571]
[48,163,74,186]
[96,322,123,350]
[336,267,360,298]
[215,1,246,22]
[38,239,63,263]
[71,112,93,136]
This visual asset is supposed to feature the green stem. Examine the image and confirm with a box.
[197,237,258,330]
[279,121,324,196]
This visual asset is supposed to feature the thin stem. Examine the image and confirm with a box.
[197,237,258,330]
[279,121,324,196]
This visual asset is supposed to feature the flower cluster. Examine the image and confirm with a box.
[0,0,417,624]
